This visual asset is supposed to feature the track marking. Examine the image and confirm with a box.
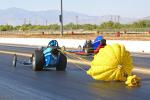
[69,61,87,72]
[68,59,90,66]
[65,51,90,65]
[133,67,150,75]
[0,50,32,57]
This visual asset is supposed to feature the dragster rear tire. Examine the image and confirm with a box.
[56,53,67,71]
[32,50,44,71]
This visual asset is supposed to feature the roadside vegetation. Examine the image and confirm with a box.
[0,20,150,31]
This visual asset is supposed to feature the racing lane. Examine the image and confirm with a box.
[0,45,150,100]
[1,44,150,69]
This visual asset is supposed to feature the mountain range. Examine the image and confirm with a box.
[0,7,149,26]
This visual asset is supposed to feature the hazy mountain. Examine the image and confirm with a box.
[0,7,139,25]
[143,16,150,20]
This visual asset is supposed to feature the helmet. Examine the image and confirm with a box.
[48,40,58,47]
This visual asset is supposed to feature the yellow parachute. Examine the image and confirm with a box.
[87,43,133,81]
[125,75,141,87]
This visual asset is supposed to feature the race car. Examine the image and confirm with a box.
[74,36,106,55]
[32,40,67,71]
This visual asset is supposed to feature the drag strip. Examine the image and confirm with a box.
[0,44,36,53]
[0,44,150,100]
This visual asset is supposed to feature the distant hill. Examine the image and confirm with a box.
[143,16,150,20]
[0,7,141,26]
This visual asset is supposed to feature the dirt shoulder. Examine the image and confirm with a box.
[0,34,150,41]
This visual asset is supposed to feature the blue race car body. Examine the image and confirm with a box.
[32,40,67,71]
[43,47,60,67]
[92,35,104,50]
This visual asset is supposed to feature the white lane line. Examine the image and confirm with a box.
[0,50,32,57]
[133,67,150,75]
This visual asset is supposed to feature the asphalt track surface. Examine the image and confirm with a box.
[0,44,150,100]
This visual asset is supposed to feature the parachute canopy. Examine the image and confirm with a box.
[87,43,133,81]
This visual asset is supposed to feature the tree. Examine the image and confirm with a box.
[0,25,14,31]
[82,24,97,30]
[64,23,76,30]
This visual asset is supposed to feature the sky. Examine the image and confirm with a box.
[0,0,150,18]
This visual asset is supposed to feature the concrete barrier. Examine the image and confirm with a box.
[0,38,150,53]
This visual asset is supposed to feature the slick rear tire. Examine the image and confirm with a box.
[56,53,67,71]
[32,50,44,71]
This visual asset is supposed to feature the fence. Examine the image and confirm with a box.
[0,28,150,38]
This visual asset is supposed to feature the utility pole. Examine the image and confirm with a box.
[24,18,27,25]
[45,19,48,26]
[28,18,31,24]
[118,16,120,23]
[60,0,63,36]
[76,16,78,30]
